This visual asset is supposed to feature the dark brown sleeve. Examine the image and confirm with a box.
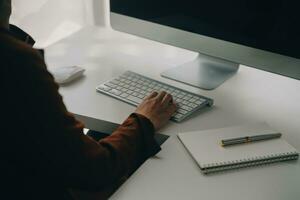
[19,49,161,190]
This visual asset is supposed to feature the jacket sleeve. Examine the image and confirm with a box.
[19,48,161,190]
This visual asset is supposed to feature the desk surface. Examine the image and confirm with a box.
[46,26,300,200]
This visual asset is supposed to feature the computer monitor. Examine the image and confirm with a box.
[110,0,300,90]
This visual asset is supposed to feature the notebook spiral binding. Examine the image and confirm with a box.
[202,151,299,174]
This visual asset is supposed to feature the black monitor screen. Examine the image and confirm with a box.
[111,0,300,59]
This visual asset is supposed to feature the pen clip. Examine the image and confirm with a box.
[246,137,251,143]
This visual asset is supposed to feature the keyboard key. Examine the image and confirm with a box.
[183,96,190,100]
[137,94,145,99]
[189,98,198,103]
[132,92,139,97]
[177,103,184,107]
[195,99,205,105]
[127,95,143,104]
[172,92,180,97]
[181,105,193,111]
[121,88,128,92]
[189,103,198,108]
[105,83,117,88]
[120,93,129,98]
[182,100,190,105]
[173,113,184,119]
[123,84,130,89]
[175,98,184,103]
[111,80,120,85]
[98,85,111,92]
[109,89,122,96]
[177,109,188,115]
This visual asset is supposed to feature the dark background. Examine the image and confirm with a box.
[111,0,300,59]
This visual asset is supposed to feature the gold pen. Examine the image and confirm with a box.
[221,133,282,147]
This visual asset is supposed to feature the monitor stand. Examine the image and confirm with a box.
[161,53,239,90]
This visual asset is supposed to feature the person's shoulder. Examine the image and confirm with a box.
[0,32,44,68]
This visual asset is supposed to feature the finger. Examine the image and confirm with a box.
[161,93,173,107]
[145,91,158,100]
[167,102,177,115]
[156,91,167,101]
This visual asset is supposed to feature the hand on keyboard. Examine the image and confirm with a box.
[135,91,177,131]
[96,71,214,122]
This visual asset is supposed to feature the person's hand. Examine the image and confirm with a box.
[135,91,177,131]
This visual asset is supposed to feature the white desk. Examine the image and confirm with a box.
[45,26,300,200]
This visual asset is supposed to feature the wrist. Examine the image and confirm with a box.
[133,113,156,131]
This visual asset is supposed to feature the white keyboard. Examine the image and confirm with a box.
[96,71,213,122]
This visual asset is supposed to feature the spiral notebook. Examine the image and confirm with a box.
[178,123,299,174]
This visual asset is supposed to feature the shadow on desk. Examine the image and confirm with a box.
[70,178,126,200]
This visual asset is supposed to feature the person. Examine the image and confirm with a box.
[0,0,177,199]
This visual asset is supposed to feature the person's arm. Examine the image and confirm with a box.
[18,48,175,190]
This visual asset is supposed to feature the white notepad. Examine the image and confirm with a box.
[178,123,299,174]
